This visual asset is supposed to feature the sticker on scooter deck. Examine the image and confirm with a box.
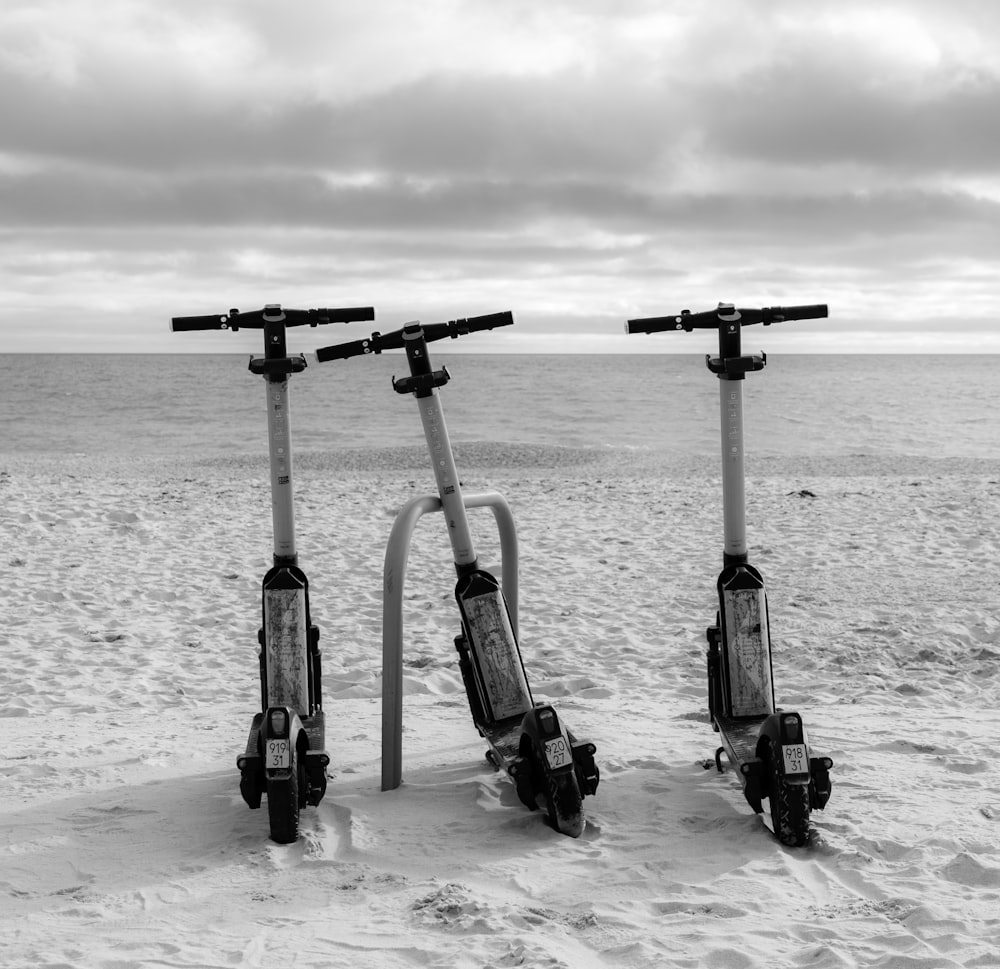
[459,581,532,722]
[264,588,309,711]
[723,588,774,717]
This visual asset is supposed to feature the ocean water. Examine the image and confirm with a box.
[0,353,995,465]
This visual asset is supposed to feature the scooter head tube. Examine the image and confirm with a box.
[392,368,451,396]
[397,324,445,398]
[249,355,308,378]
[706,352,767,377]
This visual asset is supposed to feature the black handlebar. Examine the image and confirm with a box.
[170,304,375,333]
[626,303,828,334]
[315,311,514,362]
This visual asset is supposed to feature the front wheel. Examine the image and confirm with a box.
[267,748,301,845]
[544,769,584,839]
[765,743,810,847]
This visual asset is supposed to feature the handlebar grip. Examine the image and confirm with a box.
[421,310,515,343]
[627,311,725,332]
[625,315,679,334]
[314,335,383,362]
[315,306,376,324]
[765,303,828,322]
[464,310,514,332]
[170,314,231,332]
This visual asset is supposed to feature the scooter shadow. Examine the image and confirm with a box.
[1,768,271,903]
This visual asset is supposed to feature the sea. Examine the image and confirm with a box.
[0,354,995,466]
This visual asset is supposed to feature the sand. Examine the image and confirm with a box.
[1,447,998,968]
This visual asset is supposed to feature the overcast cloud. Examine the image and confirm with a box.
[1,0,997,352]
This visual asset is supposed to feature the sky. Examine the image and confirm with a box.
[1,0,998,354]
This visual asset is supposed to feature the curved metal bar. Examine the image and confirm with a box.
[381,491,519,792]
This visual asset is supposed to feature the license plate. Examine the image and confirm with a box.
[782,743,809,776]
[265,739,290,769]
[543,736,570,770]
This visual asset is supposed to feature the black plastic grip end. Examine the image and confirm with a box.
[170,314,230,332]
[317,306,376,324]
[465,310,514,331]
[626,315,684,334]
[766,303,828,322]
[315,337,375,362]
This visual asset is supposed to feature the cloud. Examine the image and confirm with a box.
[0,0,998,352]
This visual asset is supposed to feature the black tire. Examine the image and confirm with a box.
[765,743,810,847]
[544,768,584,839]
[266,747,300,845]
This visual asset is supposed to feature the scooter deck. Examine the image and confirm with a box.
[478,714,525,769]
[715,713,767,768]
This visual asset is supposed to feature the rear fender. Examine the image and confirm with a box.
[756,711,811,786]
[259,705,306,780]
[520,705,575,775]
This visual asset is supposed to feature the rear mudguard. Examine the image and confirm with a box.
[515,705,599,809]
[749,711,834,813]
[262,706,306,781]
[237,706,329,809]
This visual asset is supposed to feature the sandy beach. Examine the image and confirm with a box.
[2,446,999,968]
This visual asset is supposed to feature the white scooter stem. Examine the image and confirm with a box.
[262,315,298,564]
[717,309,749,563]
[719,378,749,560]
[403,327,478,570]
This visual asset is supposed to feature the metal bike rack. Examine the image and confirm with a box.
[381,490,519,791]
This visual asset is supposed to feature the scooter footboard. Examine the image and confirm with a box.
[237,712,266,809]
[302,710,329,806]
[809,755,834,810]
[570,734,599,796]
[715,713,768,813]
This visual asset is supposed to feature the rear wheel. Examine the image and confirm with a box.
[544,769,584,839]
[266,747,301,845]
[765,743,810,847]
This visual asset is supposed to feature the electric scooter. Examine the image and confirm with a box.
[314,313,599,837]
[170,302,375,843]
[626,302,833,846]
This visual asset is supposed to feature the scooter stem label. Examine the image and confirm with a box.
[723,587,775,717]
[264,588,310,712]
[463,590,532,721]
